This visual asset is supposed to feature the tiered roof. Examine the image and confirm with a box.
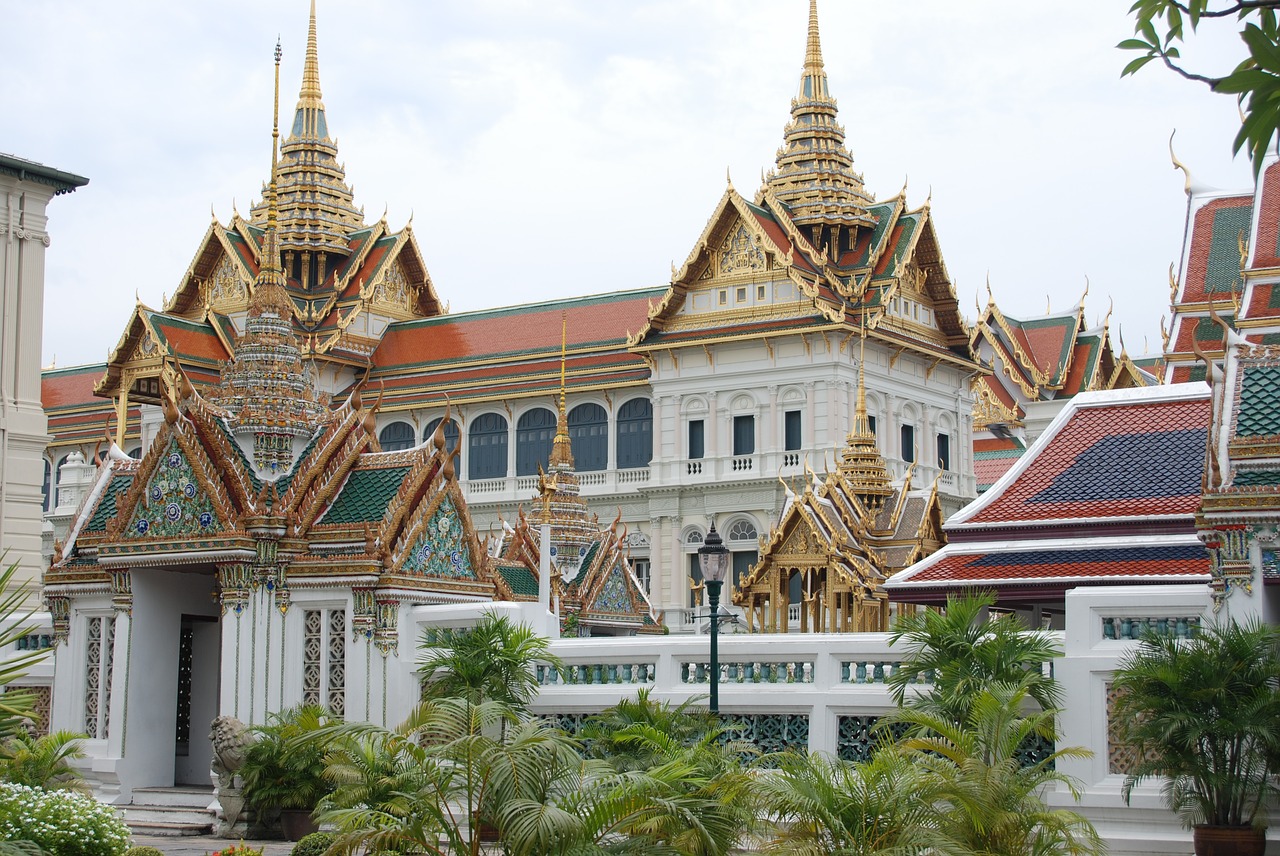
[886,385,1212,606]
[969,289,1158,491]
[734,369,945,633]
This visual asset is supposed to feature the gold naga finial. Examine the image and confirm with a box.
[1168,262,1180,304]
[1080,274,1089,305]
[1046,294,1051,315]
[1169,129,1193,196]
[726,166,734,189]
[1159,314,1171,352]
[985,273,994,306]
[1102,296,1113,331]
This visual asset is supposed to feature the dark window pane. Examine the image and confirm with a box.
[733,415,755,456]
[568,403,608,471]
[379,422,416,452]
[784,410,802,451]
[901,424,915,463]
[689,553,703,608]
[868,414,877,437]
[617,398,653,469]
[732,550,756,590]
[937,433,951,471]
[688,420,704,460]
[41,459,51,513]
[468,413,509,480]
[516,408,557,476]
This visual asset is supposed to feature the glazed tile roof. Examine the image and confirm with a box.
[1247,160,1280,269]
[42,365,105,410]
[958,388,1210,526]
[320,464,412,525]
[890,539,1210,589]
[1236,365,1280,436]
[973,435,1025,492]
[1184,196,1253,303]
[498,564,539,598]
[1233,469,1280,487]
[85,475,133,533]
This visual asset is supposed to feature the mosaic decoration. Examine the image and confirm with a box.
[372,262,412,310]
[374,599,398,656]
[403,496,475,579]
[217,563,253,615]
[718,223,767,276]
[1264,550,1279,580]
[126,438,221,540]
[1107,682,1158,775]
[593,560,632,613]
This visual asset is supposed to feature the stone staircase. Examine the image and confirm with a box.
[121,786,217,836]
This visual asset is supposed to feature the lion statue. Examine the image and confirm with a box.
[209,715,252,782]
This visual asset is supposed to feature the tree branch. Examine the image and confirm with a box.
[1161,51,1227,86]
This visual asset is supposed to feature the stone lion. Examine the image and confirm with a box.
[209,715,252,781]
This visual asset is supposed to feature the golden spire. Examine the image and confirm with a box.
[839,328,893,510]
[299,0,323,110]
[249,0,364,263]
[549,312,574,470]
[804,0,823,76]
[761,0,875,235]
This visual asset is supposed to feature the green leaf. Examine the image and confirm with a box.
[1117,38,1153,51]
[1122,54,1158,77]
[1167,6,1183,41]
[1139,17,1160,47]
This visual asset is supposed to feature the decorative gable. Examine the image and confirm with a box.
[124,437,225,539]
[206,254,249,310]
[401,494,477,580]
[588,559,633,614]
[717,223,769,277]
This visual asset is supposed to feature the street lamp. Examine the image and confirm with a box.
[698,521,730,714]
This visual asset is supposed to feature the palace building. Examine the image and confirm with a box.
[42,0,992,639]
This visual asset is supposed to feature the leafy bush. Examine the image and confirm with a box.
[0,782,129,856]
[289,832,335,856]
[0,842,50,856]
[123,848,164,856]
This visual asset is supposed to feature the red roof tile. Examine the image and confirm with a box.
[965,395,1210,524]
[42,366,104,410]
[904,544,1209,584]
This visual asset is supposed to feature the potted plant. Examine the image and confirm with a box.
[237,705,336,840]
[1113,618,1280,856]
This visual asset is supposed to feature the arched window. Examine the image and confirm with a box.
[379,421,416,452]
[126,447,142,460]
[54,455,68,508]
[424,418,462,468]
[616,398,653,469]
[468,413,508,480]
[516,408,557,476]
[726,518,759,590]
[41,459,51,513]
[568,403,607,471]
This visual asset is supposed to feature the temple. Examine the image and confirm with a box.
[41,0,987,637]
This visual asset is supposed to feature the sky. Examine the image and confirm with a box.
[4,0,1258,369]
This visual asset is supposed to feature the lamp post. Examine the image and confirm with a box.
[698,521,730,714]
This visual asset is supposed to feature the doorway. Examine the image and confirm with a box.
[174,614,219,786]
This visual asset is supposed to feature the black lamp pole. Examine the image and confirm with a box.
[698,522,730,714]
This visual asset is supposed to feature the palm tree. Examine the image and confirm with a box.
[319,696,606,856]
[1112,618,1280,832]
[754,748,937,855]
[417,612,562,713]
[887,591,1061,722]
[0,730,88,793]
[579,689,718,772]
[892,683,1104,856]
[0,558,53,739]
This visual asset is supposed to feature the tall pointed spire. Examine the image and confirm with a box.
[839,331,893,511]
[549,313,575,470]
[218,40,328,478]
[249,0,365,278]
[762,0,875,238]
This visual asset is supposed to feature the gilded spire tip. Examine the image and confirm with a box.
[805,0,823,69]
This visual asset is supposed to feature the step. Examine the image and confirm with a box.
[122,818,215,838]
[131,785,215,809]
[124,805,216,826]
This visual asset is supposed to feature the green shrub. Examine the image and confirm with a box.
[123,848,164,856]
[0,842,50,856]
[290,832,335,856]
[0,783,128,856]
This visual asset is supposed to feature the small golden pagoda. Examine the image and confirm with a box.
[734,350,944,632]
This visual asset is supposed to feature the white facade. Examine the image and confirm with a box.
[0,158,85,600]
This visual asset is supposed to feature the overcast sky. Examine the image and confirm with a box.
[5,1,1257,369]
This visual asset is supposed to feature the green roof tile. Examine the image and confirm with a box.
[86,475,133,532]
[1237,365,1280,436]
[322,465,410,525]
[1207,206,1251,294]
[499,565,539,597]
[1234,469,1280,487]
